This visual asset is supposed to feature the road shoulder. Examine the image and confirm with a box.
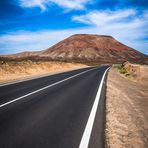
[105,67,148,148]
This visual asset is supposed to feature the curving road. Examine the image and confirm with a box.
[0,66,109,148]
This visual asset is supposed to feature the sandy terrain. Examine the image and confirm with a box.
[123,62,148,84]
[0,61,87,84]
[105,65,148,148]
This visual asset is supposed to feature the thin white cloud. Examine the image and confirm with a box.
[72,9,137,26]
[19,0,47,11]
[19,0,91,11]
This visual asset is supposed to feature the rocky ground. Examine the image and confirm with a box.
[105,63,148,148]
[0,61,87,84]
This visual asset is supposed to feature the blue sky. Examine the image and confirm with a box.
[0,0,148,55]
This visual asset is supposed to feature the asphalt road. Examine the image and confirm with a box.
[0,66,109,148]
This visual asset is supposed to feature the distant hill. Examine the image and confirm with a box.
[0,34,147,64]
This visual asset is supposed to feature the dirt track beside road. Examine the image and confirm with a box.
[106,67,148,148]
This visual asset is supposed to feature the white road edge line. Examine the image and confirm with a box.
[79,67,110,148]
[0,67,97,108]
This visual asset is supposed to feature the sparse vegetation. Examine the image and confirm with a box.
[114,64,130,77]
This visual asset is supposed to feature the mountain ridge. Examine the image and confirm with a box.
[0,34,147,64]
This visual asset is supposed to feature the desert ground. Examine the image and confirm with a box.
[0,61,87,84]
[106,63,148,148]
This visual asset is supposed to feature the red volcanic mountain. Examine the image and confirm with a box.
[1,34,147,64]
